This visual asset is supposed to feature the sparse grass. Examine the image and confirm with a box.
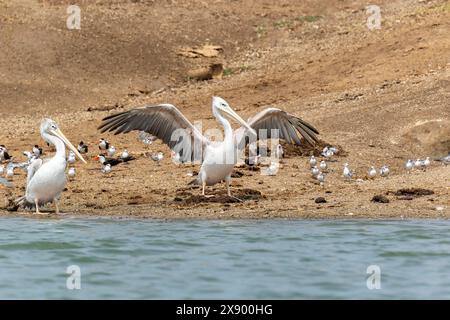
[223,68,234,76]
[416,3,450,16]
[238,65,253,73]
[296,15,322,23]
[223,65,253,77]
[255,25,266,38]
[273,19,292,29]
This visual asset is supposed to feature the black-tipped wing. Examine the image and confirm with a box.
[98,104,209,162]
[235,107,319,146]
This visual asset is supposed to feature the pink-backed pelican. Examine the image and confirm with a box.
[16,119,86,214]
[98,97,319,196]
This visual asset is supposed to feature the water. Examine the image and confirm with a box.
[1,217,450,299]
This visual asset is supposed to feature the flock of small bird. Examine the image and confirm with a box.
[94,138,136,174]
[305,148,444,186]
[1,132,449,190]
[0,131,165,186]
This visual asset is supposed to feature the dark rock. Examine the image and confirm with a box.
[315,197,327,203]
[372,195,390,203]
[231,170,244,178]
[394,188,434,197]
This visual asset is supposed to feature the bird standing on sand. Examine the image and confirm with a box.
[275,144,284,159]
[414,159,422,168]
[437,153,450,165]
[343,163,352,179]
[423,157,431,168]
[322,147,334,158]
[102,163,112,174]
[6,165,14,178]
[121,149,129,159]
[309,155,317,168]
[368,166,377,178]
[138,131,157,145]
[405,159,414,171]
[98,138,109,151]
[311,166,319,177]
[77,141,88,154]
[68,167,76,178]
[23,151,35,161]
[265,161,279,176]
[94,154,135,167]
[15,119,86,214]
[380,165,390,177]
[67,151,76,164]
[329,146,338,154]
[32,145,43,158]
[319,160,327,171]
[317,172,325,183]
[151,152,164,165]
[107,145,116,157]
[0,145,11,162]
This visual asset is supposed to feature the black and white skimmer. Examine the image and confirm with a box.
[94,154,135,167]
[98,138,109,151]
[0,145,11,162]
[32,145,43,158]
[77,141,88,154]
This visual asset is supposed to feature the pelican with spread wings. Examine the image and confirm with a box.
[16,119,86,214]
[98,97,319,196]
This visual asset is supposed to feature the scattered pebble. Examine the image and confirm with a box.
[315,197,327,203]
[372,195,390,203]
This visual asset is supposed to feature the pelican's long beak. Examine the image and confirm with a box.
[51,128,87,164]
[223,106,257,137]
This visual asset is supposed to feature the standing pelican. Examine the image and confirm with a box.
[16,119,86,214]
[98,96,319,196]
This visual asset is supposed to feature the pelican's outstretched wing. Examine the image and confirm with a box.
[98,104,209,162]
[235,108,319,146]
[26,158,43,186]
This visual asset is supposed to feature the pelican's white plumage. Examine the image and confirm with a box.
[17,119,86,214]
[99,97,319,196]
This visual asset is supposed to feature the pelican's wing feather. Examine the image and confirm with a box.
[27,158,43,186]
[98,104,209,162]
[236,107,319,146]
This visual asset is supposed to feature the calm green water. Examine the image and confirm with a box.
[0,217,450,299]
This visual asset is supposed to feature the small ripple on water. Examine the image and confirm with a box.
[1,217,450,299]
[0,241,81,251]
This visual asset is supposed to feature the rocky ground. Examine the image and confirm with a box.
[0,0,449,218]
